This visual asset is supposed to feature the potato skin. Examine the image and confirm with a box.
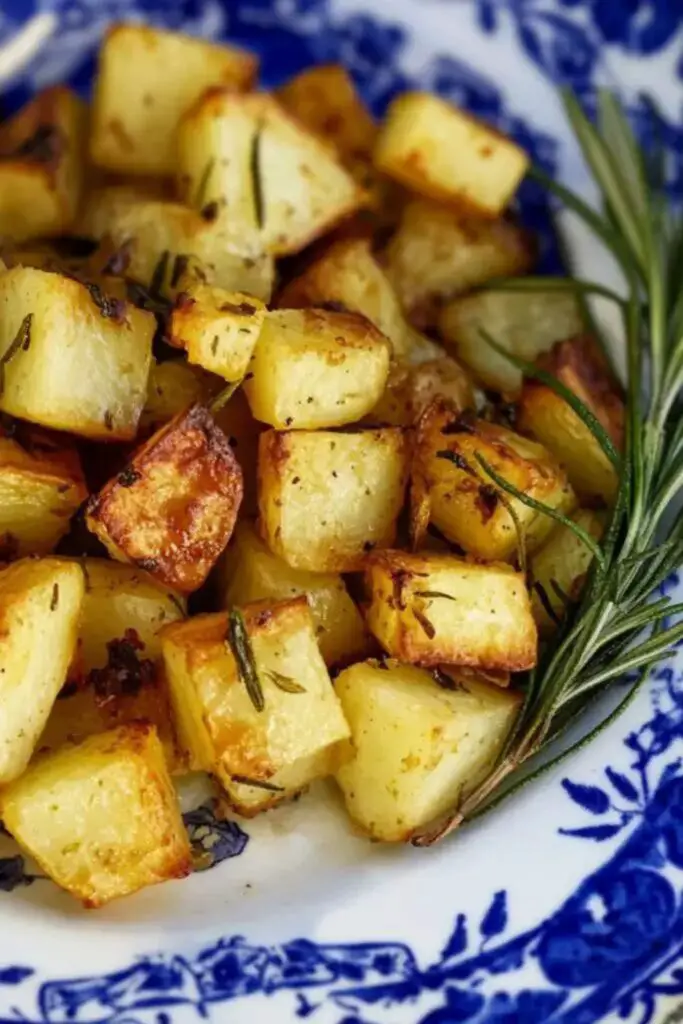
[86,404,243,592]
[364,549,537,670]
[258,427,409,572]
[0,722,192,907]
[517,335,624,504]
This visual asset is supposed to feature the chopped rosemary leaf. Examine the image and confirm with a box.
[209,380,240,414]
[412,605,436,639]
[532,581,562,627]
[194,158,215,211]
[50,583,59,611]
[230,774,285,793]
[264,670,306,694]
[225,609,264,712]
[150,250,170,297]
[250,126,264,230]
[0,314,32,394]
[414,590,456,602]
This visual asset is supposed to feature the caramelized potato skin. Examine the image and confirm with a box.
[517,335,624,503]
[86,404,243,592]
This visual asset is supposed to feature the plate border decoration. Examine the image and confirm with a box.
[1,2,683,1023]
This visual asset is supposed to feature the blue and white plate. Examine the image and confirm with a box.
[1,3,683,1023]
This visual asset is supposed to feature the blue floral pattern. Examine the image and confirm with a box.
[0,2,683,1022]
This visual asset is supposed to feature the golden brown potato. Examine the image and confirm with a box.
[334,659,521,841]
[530,509,604,635]
[0,422,87,558]
[243,308,391,429]
[439,289,583,396]
[140,359,220,436]
[367,356,475,427]
[169,285,266,383]
[216,521,371,667]
[90,24,257,176]
[0,87,86,241]
[78,188,274,302]
[160,598,351,815]
[383,198,534,325]
[258,427,408,572]
[364,549,537,669]
[86,404,243,592]
[277,238,422,361]
[0,266,155,440]
[0,722,191,907]
[411,400,575,560]
[374,92,529,216]
[517,335,624,504]
[212,389,264,517]
[177,91,365,256]
[0,558,84,785]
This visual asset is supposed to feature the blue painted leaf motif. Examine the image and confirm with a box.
[0,966,33,985]
[0,855,34,892]
[440,913,468,960]
[605,767,640,803]
[559,823,624,841]
[183,804,249,871]
[480,891,508,940]
[562,779,611,814]
[476,0,497,33]
[516,11,598,86]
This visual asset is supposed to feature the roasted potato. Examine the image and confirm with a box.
[517,335,624,503]
[439,289,583,396]
[384,198,533,325]
[160,598,351,815]
[169,285,266,383]
[278,238,422,362]
[216,521,371,667]
[0,87,86,241]
[212,390,264,517]
[374,92,529,216]
[86,404,243,592]
[78,188,274,302]
[177,91,365,256]
[368,356,475,427]
[90,24,257,176]
[530,509,604,635]
[412,400,575,559]
[258,427,408,572]
[0,422,87,558]
[0,266,155,440]
[140,359,220,435]
[0,558,84,785]
[364,549,537,669]
[0,723,191,906]
[334,659,521,841]
[243,308,391,429]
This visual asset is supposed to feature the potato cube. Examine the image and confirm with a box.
[0,723,192,906]
[177,91,365,256]
[243,308,390,429]
[367,356,475,428]
[78,189,274,302]
[334,660,521,841]
[439,289,583,396]
[140,359,219,435]
[384,198,533,324]
[413,400,575,560]
[86,404,243,592]
[530,509,603,635]
[258,427,408,572]
[374,92,529,216]
[517,335,624,503]
[0,422,87,557]
[364,550,536,669]
[160,598,351,815]
[169,285,266,383]
[0,266,155,440]
[277,238,420,361]
[0,87,86,241]
[90,24,257,176]
[0,558,84,784]
[276,64,377,165]
[216,521,370,667]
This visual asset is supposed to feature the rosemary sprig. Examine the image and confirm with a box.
[415,88,683,845]
[225,609,264,713]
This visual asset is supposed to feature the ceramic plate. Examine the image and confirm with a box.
[1,2,683,1023]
